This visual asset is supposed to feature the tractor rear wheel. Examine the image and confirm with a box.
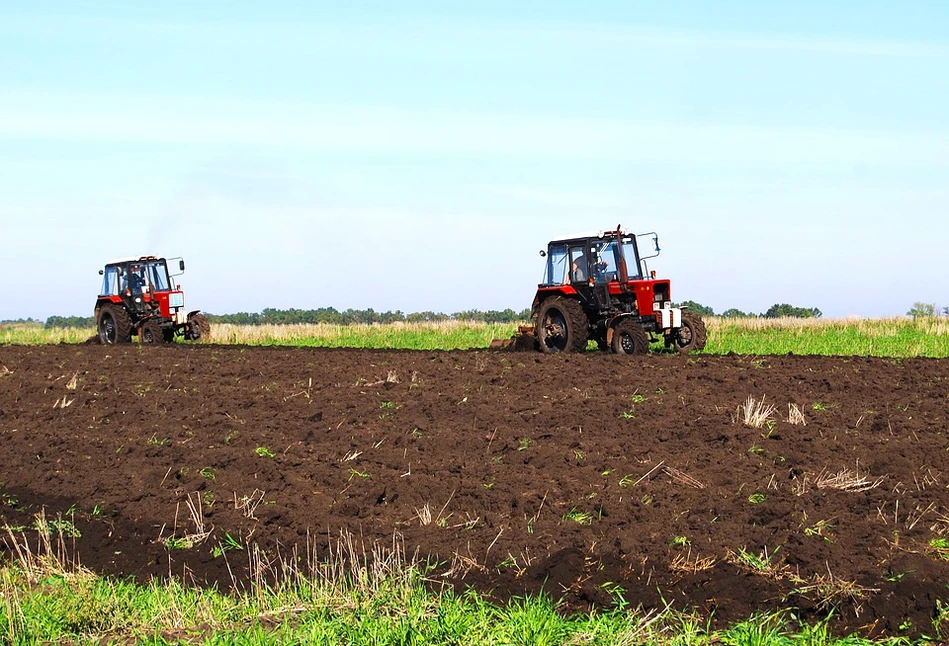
[536,296,588,353]
[670,311,707,353]
[189,314,211,341]
[140,319,164,344]
[97,305,132,345]
[611,318,649,355]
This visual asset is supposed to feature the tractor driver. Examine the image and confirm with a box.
[128,267,146,294]
[571,256,586,282]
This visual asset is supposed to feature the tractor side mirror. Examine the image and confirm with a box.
[653,236,661,253]
[98,269,104,275]
[539,250,546,257]
[179,260,186,271]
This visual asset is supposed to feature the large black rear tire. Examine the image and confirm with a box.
[97,305,132,345]
[671,311,707,353]
[611,318,649,355]
[536,296,588,353]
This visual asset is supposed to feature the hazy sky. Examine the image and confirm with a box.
[2,1,948,320]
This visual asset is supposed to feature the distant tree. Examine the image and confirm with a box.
[676,300,715,317]
[763,304,822,319]
[406,311,449,323]
[1,317,41,325]
[720,308,748,319]
[482,309,517,323]
[45,315,94,329]
[944,306,949,317]
[907,302,938,318]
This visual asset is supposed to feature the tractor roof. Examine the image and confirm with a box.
[104,255,163,266]
[548,229,619,245]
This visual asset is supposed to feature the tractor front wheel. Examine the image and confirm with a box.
[536,297,588,353]
[669,311,707,353]
[140,319,164,344]
[97,305,132,345]
[611,318,649,355]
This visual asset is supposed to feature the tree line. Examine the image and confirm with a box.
[206,307,535,325]
[677,301,823,319]
[41,302,827,329]
[43,307,534,329]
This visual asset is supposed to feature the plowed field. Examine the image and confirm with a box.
[2,344,948,637]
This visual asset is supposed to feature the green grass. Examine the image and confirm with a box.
[5,315,949,357]
[1,526,932,645]
[704,316,949,357]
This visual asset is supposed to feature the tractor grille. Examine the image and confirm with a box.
[653,283,669,303]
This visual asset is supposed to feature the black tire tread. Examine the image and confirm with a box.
[535,296,588,353]
[611,318,650,355]
[140,319,164,344]
[674,311,708,353]
[97,304,132,345]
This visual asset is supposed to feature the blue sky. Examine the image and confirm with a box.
[2,1,947,320]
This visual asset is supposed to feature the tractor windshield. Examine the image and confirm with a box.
[589,237,642,283]
[144,260,172,291]
[125,260,172,294]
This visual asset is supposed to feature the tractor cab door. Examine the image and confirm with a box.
[119,263,149,314]
[567,246,599,308]
[590,241,618,310]
[100,266,121,297]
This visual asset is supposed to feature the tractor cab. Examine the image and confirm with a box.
[99,257,185,318]
[541,233,644,288]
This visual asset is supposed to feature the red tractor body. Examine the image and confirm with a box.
[94,256,209,344]
[496,225,706,354]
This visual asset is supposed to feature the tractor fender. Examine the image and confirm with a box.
[186,309,202,320]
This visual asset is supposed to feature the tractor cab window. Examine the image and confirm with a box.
[542,245,568,286]
[127,264,147,294]
[590,241,619,283]
[100,267,120,296]
[620,236,642,279]
[146,261,171,291]
[568,247,587,283]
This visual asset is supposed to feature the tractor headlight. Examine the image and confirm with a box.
[169,293,184,308]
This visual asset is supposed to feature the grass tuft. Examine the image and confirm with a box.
[736,395,777,429]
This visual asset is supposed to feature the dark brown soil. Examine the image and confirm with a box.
[2,345,948,638]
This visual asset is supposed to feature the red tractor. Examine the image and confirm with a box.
[496,225,706,354]
[94,256,210,344]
